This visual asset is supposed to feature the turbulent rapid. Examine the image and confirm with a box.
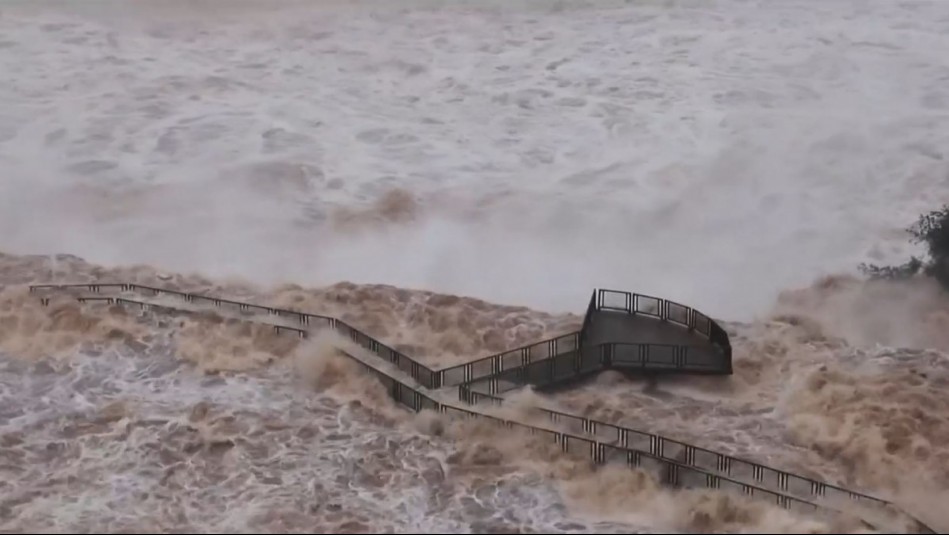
[2,253,948,533]
[2,0,949,533]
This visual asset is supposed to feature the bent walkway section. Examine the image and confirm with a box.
[27,283,936,534]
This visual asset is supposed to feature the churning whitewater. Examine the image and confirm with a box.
[1,1,949,533]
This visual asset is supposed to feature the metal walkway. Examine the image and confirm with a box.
[25,283,935,534]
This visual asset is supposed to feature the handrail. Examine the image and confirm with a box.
[31,284,724,389]
[593,289,730,354]
[341,351,834,515]
[26,282,936,533]
[458,387,896,512]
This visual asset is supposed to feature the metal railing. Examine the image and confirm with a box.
[461,342,728,397]
[593,289,731,367]
[26,282,934,533]
[31,282,444,390]
[458,388,902,518]
[32,284,730,388]
[355,358,828,519]
[437,331,581,388]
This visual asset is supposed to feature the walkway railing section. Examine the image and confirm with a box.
[26,282,935,534]
[350,356,829,519]
[462,342,728,397]
[457,388,899,518]
[438,289,735,387]
[31,282,446,389]
[32,284,728,389]
[594,289,732,372]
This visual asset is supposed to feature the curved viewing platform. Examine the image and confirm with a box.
[26,283,935,534]
[583,289,732,374]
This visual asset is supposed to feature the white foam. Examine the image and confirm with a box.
[0,340,669,533]
[2,0,948,319]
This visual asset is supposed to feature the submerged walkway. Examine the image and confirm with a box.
[27,283,935,534]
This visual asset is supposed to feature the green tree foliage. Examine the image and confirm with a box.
[859,204,949,289]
